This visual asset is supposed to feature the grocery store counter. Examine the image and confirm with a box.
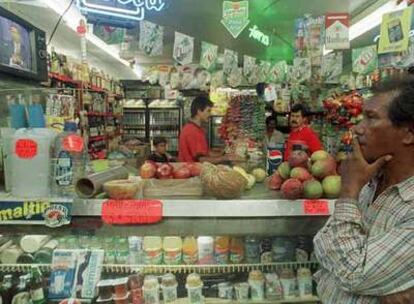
[73,183,335,217]
[0,184,334,235]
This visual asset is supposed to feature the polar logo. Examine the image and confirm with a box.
[77,0,166,21]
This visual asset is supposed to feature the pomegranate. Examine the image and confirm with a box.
[173,166,191,179]
[266,172,283,190]
[186,162,202,176]
[140,161,157,179]
[156,163,174,179]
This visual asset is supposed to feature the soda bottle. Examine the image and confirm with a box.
[11,275,30,304]
[29,266,46,304]
[0,274,14,304]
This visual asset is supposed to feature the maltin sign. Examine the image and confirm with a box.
[77,0,167,22]
[221,1,250,38]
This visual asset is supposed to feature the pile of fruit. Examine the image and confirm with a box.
[140,161,202,179]
[323,91,364,128]
[266,150,341,200]
[219,95,266,144]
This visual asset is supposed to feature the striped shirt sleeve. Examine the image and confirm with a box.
[313,198,414,296]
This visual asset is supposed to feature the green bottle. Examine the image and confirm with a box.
[28,266,46,304]
[11,275,30,304]
[0,274,14,304]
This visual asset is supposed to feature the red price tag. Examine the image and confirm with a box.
[304,200,330,215]
[15,139,38,159]
[63,135,84,153]
[101,200,163,225]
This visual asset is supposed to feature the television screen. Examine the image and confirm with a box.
[0,15,33,72]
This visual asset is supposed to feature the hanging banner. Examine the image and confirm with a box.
[173,32,194,65]
[221,1,250,38]
[379,35,414,68]
[378,7,412,54]
[94,25,125,45]
[293,57,312,83]
[259,60,272,82]
[295,17,307,57]
[352,45,378,74]
[243,55,256,77]
[325,13,350,49]
[294,16,325,65]
[223,49,238,76]
[270,61,288,83]
[139,20,164,56]
[308,16,325,66]
[322,52,343,83]
[200,42,218,71]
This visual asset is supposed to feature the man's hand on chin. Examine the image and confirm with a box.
[380,288,414,304]
[339,135,392,199]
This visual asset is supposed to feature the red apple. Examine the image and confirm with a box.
[140,161,157,179]
[173,166,191,179]
[156,163,173,179]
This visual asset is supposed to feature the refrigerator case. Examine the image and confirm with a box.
[149,107,183,155]
[122,107,147,141]
[208,115,225,149]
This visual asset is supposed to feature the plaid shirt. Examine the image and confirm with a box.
[313,175,414,304]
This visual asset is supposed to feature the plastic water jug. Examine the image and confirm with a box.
[11,128,56,198]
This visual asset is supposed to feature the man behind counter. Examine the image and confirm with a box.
[178,95,238,163]
[284,103,322,159]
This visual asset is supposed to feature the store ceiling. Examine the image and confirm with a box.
[1,0,384,78]
[142,0,379,64]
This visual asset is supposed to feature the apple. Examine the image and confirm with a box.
[140,161,157,179]
[156,163,173,179]
[173,166,191,179]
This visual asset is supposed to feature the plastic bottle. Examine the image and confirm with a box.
[214,236,229,264]
[229,238,245,264]
[197,236,214,265]
[245,236,261,264]
[143,237,163,265]
[163,237,182,265]
[53,122,87,197]
[182,236,198,265]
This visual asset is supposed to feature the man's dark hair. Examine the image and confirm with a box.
[266,115,276,127]
[256,82,266,97]
[372,76,414,127]
[191,95,213,118]
[291,103,309,117]
[153,137,167,146]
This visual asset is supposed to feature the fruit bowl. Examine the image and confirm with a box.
[103,179,141,199]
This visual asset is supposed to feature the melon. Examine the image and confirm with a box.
[201,163,247,199]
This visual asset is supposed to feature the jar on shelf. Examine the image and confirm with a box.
[248,270,265,301]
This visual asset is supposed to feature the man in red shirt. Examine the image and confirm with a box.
[179,95,234,163]
[284,103,322,159]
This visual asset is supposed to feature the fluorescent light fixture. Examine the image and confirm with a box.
[349,0,407,41]
[42,0,130,67]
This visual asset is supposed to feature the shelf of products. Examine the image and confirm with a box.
[0,261,319,274]
[122,101,183,154]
